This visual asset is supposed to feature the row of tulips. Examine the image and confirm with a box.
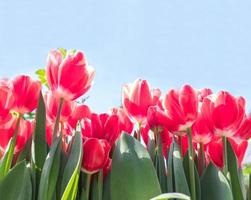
[0,48,250,200]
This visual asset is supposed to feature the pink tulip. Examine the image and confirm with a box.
[46,50,95,101]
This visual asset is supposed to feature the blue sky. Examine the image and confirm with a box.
[1,0,251,112]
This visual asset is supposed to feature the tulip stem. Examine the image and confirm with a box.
[248,174,251,200]
[179,135,183,157]
[187,128,196,200]
[85,173,92,200]
[52,98,64,142]
[198,143,205,176]
[223,136,228,176]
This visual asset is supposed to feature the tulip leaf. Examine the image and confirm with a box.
[102,173,111,200]
[0,138,16,180]
[38,137,61,200]
[166,142,174,192]
[91,170,103,200]
[227,140,245,200]
[183,152,201,200]
[150,192,190,200]
[201,162,233,200]
[168,140,190,196]
[61,132,83,200]
[32,92,47,170]
[154,134,167,193]
[110,133,161,200]
[0,160,32,200]
[35,69,48,88]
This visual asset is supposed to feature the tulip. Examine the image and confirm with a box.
[122,79,161,124]
[198,88,213,102]
[68,104,91,129]
[207,137,247,168]
[228,137,247,167]
[0,117,33,154]
[44,92,76,123]
[82,113,121,146]
[203,91,245,137]
[0,79,14,120]
[111,107,134,134]
[46,49,95,101]
[81,138,111,174]
[12,75,41,114]
[163,85,198,133]
[147,105,176,131]
[234,115,251,140]
[191,115,213,144]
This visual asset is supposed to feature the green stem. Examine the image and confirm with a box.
[98,170,103,200]
[179,135,183,157]
[85,173,92,200]
[52,98,64,142]
[187,128,196,200]
[198,142,205,176]
[249,174,251,200]
[223,136,228,176]
[136,122,141,141]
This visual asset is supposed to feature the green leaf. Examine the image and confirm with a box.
[38,137,61,200]
[91,170,103,200]
[102,173,111,200]
[154,134,167,193]
[35,69,49,87]
[0,139,15,180]
[171,141,190,196]
[147,131,156,161]
[183,152,201,200]
[227,139,245,200]
[201,163,233,200]
[166,142,174,192]
[150,193,190,200]
[0,160,32,200]
[31,92,48,199]
[32,92,47,170]
[61,132,83,200]
[110,133,161,200]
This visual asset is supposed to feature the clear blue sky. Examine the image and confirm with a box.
[1,0,251,112]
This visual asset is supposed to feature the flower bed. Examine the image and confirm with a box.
[0,48,250,200]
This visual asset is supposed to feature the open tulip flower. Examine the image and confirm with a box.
[46,49,95,101]
[1,48,251,200]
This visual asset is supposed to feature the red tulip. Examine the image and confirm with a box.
[81,138,111,174]
[46,120,74,152]
[207,137,247,168]
[68,104,91,129]
[44,92,76,123]
[46,49,95,101]
[0,117,33,154]
[12,75,41,114]
[234,115,251,140]
[140,123,172,156]
[0,79,14,120]
[147,105,176,131]
[163,85,198,133]
[207,138,223,168]
[111,107,134,134]
[122,79,161,124]
[198,88,213,102]
[81,113,121,146]
[192,115,213,144]
[228,137,247,167]
[202,91,245,137]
